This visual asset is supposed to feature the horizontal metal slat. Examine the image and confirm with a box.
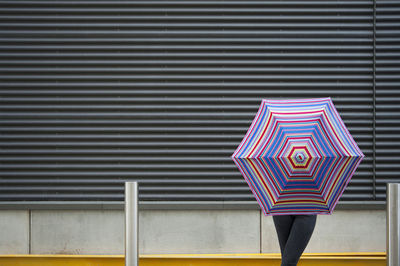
[0,15,373,22]
[0,45,375,51]
[0,1,373,6]
[0,7,373,14]
[0,22,374,29]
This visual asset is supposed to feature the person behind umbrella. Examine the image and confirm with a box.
[272,214,317,266]
[231,98,364,265]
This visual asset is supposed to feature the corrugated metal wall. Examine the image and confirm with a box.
[0,0,393,205]
[376,0,400,201]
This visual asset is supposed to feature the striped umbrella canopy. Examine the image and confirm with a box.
[231,98,364,216]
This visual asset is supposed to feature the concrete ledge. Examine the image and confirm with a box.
[0,210,29,254]
[0,253,387,266]
[0,209,385,254]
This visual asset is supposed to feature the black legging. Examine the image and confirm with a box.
[272,214,317,266]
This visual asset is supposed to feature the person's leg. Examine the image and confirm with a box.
[281,214,317,266]
[272,215,295,255]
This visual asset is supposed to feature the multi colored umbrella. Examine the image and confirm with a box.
[231,98,364,216]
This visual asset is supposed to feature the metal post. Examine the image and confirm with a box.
[125,182,139,266]
[387,183,400,266]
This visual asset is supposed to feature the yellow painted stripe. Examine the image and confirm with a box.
[0,253,386,266]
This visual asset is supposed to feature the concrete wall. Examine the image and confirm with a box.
[0,209,385,255]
